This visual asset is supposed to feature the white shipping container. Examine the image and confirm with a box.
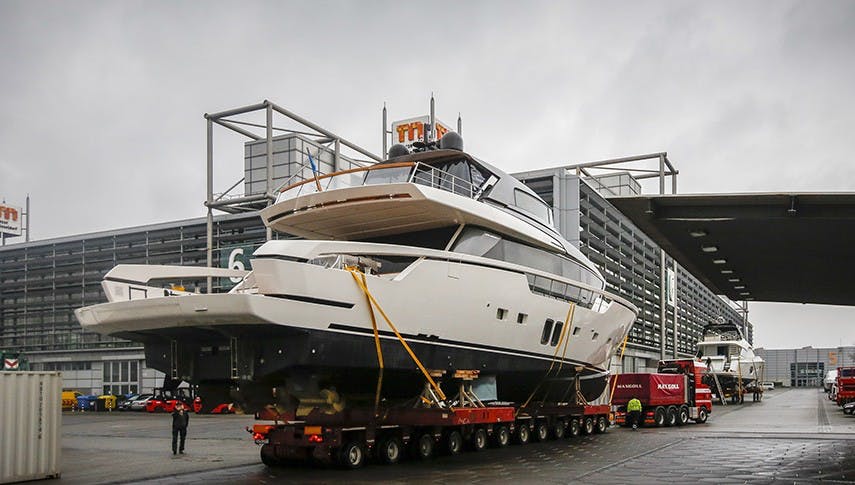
[0,372,62,483]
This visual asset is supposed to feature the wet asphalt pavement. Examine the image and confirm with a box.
[58,387,855,484]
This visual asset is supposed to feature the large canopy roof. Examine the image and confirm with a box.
[609,193,855,306]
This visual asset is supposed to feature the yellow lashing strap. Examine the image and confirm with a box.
[346,267,447,402]
[519,302,576,413]
[359,271,384,369]
[607,332,630,406]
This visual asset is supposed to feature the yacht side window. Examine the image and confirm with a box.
[513,189,553,225]
[540,319,554,345]
[451,228,501,257]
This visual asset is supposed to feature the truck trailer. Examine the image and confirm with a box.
[248,371,612,469]
[611,359,712,427]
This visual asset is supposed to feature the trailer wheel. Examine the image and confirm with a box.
[551,420,565,439]
[665,406,677,427]
[492,425,510,447]
[469,427,488,451]
[594,416,607,434]
[444,430,463,455]
[677,405,689,426]
[582,416,594,435]
[339,440,366,469]
[534,421,549,442]
[568,418,581,438]
[695,407,708,424]
[376,435,403,465]
[412,433,434,460]
[653,407,666,427]
[260,444,281,467]
[514,423,530,444]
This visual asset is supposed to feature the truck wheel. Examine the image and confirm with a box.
[665,406,677,427]
[492,425,510,448]
[444,430,463,455]
[376,435,403,465]
[594,416,608,434]
[551,420,566,439]
[339,440,366,469]
[677,405,689,426]
[582,416,594,435]
[534,421,549,442]
[514,423,530,445]
[568,418,581,438]
[412,432,434,460]
[653,407,665,427]
[470,428,488,451]
[695,408,708,424]
[260,444,281,467]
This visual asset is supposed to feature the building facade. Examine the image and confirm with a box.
[757,346,855,387]
[0,153,752,393]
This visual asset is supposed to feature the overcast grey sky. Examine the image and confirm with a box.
[1,0,854,349]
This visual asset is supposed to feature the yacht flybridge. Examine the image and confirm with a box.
[75,133,638,412]
[696,321,764,388]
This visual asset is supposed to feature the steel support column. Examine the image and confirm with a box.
[265,103,273,241]
[206,118,214,293]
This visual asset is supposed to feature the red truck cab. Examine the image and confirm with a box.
[836,367,855,405]
[612,359,712,427]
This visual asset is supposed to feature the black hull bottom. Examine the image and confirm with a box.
[123,324,608,412]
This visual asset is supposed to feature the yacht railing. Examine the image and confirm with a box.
[275,162,479,203]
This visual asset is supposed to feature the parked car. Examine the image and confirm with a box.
[843,401,855,415]
[127,394,154,411]
[117,394,141,411]
[759,382,775,391]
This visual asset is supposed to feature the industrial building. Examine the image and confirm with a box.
[757,346,855,387]
[0,113,752,395]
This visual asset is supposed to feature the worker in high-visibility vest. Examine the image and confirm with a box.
[627,397,642,430]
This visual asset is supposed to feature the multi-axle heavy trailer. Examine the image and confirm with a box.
[248,372,612,469]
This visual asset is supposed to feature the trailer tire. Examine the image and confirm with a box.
[470,428,488,452]
[376,435,403,465]
[594,416,607,434]
[339,440,366,469]
[653,407,665,427]
[551,420,566,439]
[695,407,708,424]
[492,425,510,448]
[260,444,281,467]
[677,405,689,426]
[444,430,463,455]
[568,418,581,438]
[665,406,677,427]
[582,416,594,435]
[412,432,434,460]
[514,423,530,444]
[534,421,549,442]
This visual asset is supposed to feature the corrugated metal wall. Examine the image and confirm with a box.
[0,372,61,483]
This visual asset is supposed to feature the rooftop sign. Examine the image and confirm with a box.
[391,115,452,149]
[0,203,22,236]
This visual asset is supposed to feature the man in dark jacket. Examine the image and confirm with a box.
[171,403,190,455]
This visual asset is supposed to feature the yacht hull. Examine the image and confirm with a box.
[76,251,635,411]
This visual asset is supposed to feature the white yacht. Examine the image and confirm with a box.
[75,133,638,412]
[696,321,764,388]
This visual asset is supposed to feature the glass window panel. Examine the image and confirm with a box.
[130,361,138,382]
[551,321,564,346]
[540,319,554,345]
[111,362,120,382]
[121,361,128,382]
